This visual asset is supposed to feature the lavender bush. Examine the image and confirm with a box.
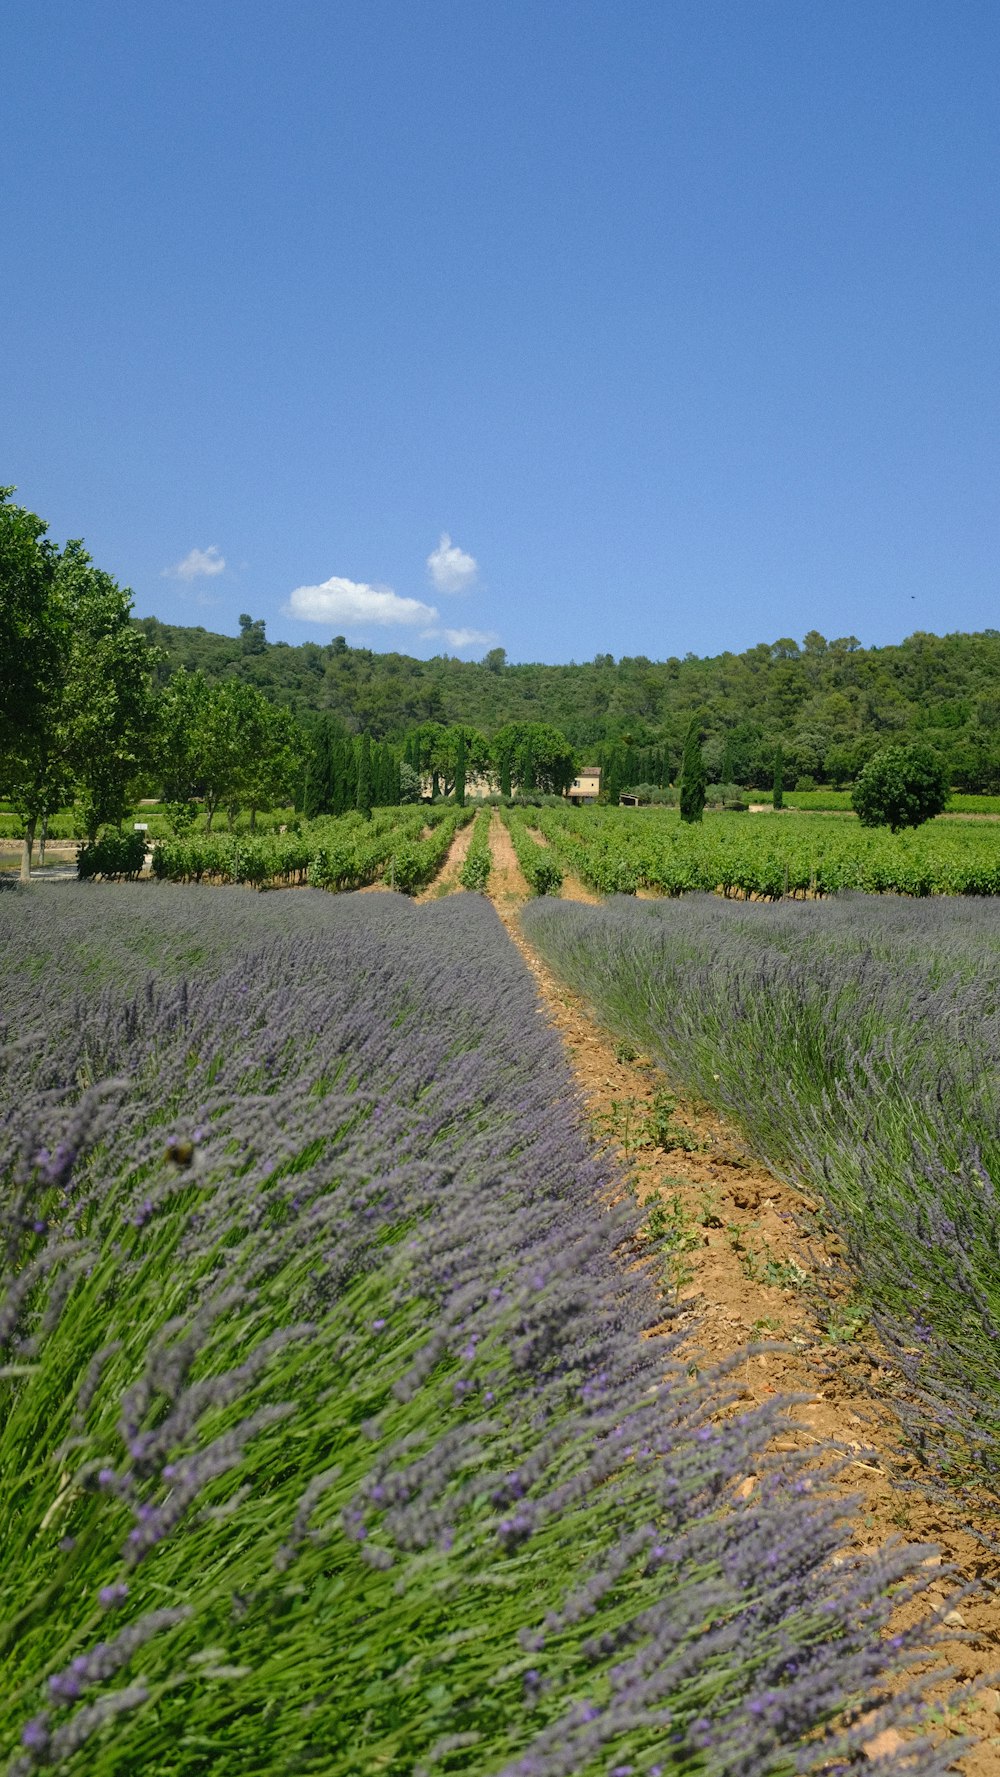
[523,891,1000,1495]
[0,884,952,1774]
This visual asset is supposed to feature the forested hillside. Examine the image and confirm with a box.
[136,615,1000,790]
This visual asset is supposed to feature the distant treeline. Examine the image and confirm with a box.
[137,614,1000,793]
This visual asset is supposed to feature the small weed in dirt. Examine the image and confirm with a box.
[643,1188,700,1295]
[698,1188,725,1228]
[728,1226,810,1290]
[593,1091,703,1156]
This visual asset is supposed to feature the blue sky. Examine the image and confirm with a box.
[4,1,998,663]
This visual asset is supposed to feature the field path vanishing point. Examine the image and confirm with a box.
[475,813,1000,1768]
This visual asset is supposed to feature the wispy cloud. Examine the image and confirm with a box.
[440,626,499,649]
[287,576,438,628]
[427,532,478,594]
[163,545,226,581]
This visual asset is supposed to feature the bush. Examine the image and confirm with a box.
[852,745,950,832]
[76,832,148,880]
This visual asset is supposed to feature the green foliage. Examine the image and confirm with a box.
[76,831,148,880]
[459,809,492,891]
[679,719,707,825]
[453,728,467,806]
[491,722,575,796]
[138,615,1000,793]
[502,810,564,894]
[150,807,481,895]
[0,488,60,755]
[355,731,373,817]
[0,499,160,869]
[529,802,1000,898]
[397,761,421,804]
[772,743,784,810]
[852,744,950,832]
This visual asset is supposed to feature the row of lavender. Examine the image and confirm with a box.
[523,891,1000,1498]
[0,884,951,1775]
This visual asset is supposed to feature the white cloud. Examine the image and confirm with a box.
[441,626,499,649]
[286,576,438,628]
[427,532,478,594]
[163,545,226,581]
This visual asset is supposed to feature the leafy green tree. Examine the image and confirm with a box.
[772,744,784,810]
[58,544,161,843]
[852,745,949,832]
[239,697,303,828]
[1,507,158,871]
[679,719,707,824]
[0,488,59,758]
[238,613,267,654]
[156,670,213,831]
[492,722,574,796]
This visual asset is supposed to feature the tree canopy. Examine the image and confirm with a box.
[135,614,1000,792]
[851,745,950,833]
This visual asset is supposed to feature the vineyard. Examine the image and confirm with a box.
[525,804,1000,898]
[0,884,954,1775]
[141,805,475,893]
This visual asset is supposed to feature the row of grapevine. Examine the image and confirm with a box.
[536,805,1000,898]
[458,807,492,890]
[146,805,466,893]
[501,809,564,894]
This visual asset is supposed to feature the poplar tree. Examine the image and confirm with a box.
[679,719,707,824]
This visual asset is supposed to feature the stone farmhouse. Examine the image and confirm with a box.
[566,766,601,804]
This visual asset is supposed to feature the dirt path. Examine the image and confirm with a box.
[484,843,1000,1766]
[415,816,476,901]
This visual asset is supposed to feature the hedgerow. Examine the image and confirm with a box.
[0,885,950,1774]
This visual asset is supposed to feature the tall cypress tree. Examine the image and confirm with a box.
[602,747,624,806]
[356,732,373,817]
[679,719,707,824]
[773,744,784,811]
[454,731,467,806]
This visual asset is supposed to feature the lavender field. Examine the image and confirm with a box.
[0,884,953,1775]
[523,891,1000,1498]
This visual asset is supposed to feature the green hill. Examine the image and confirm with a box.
[134,616,1000,790]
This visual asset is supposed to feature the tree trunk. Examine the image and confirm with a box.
[20,818,36,883]
[249,806,257,831]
